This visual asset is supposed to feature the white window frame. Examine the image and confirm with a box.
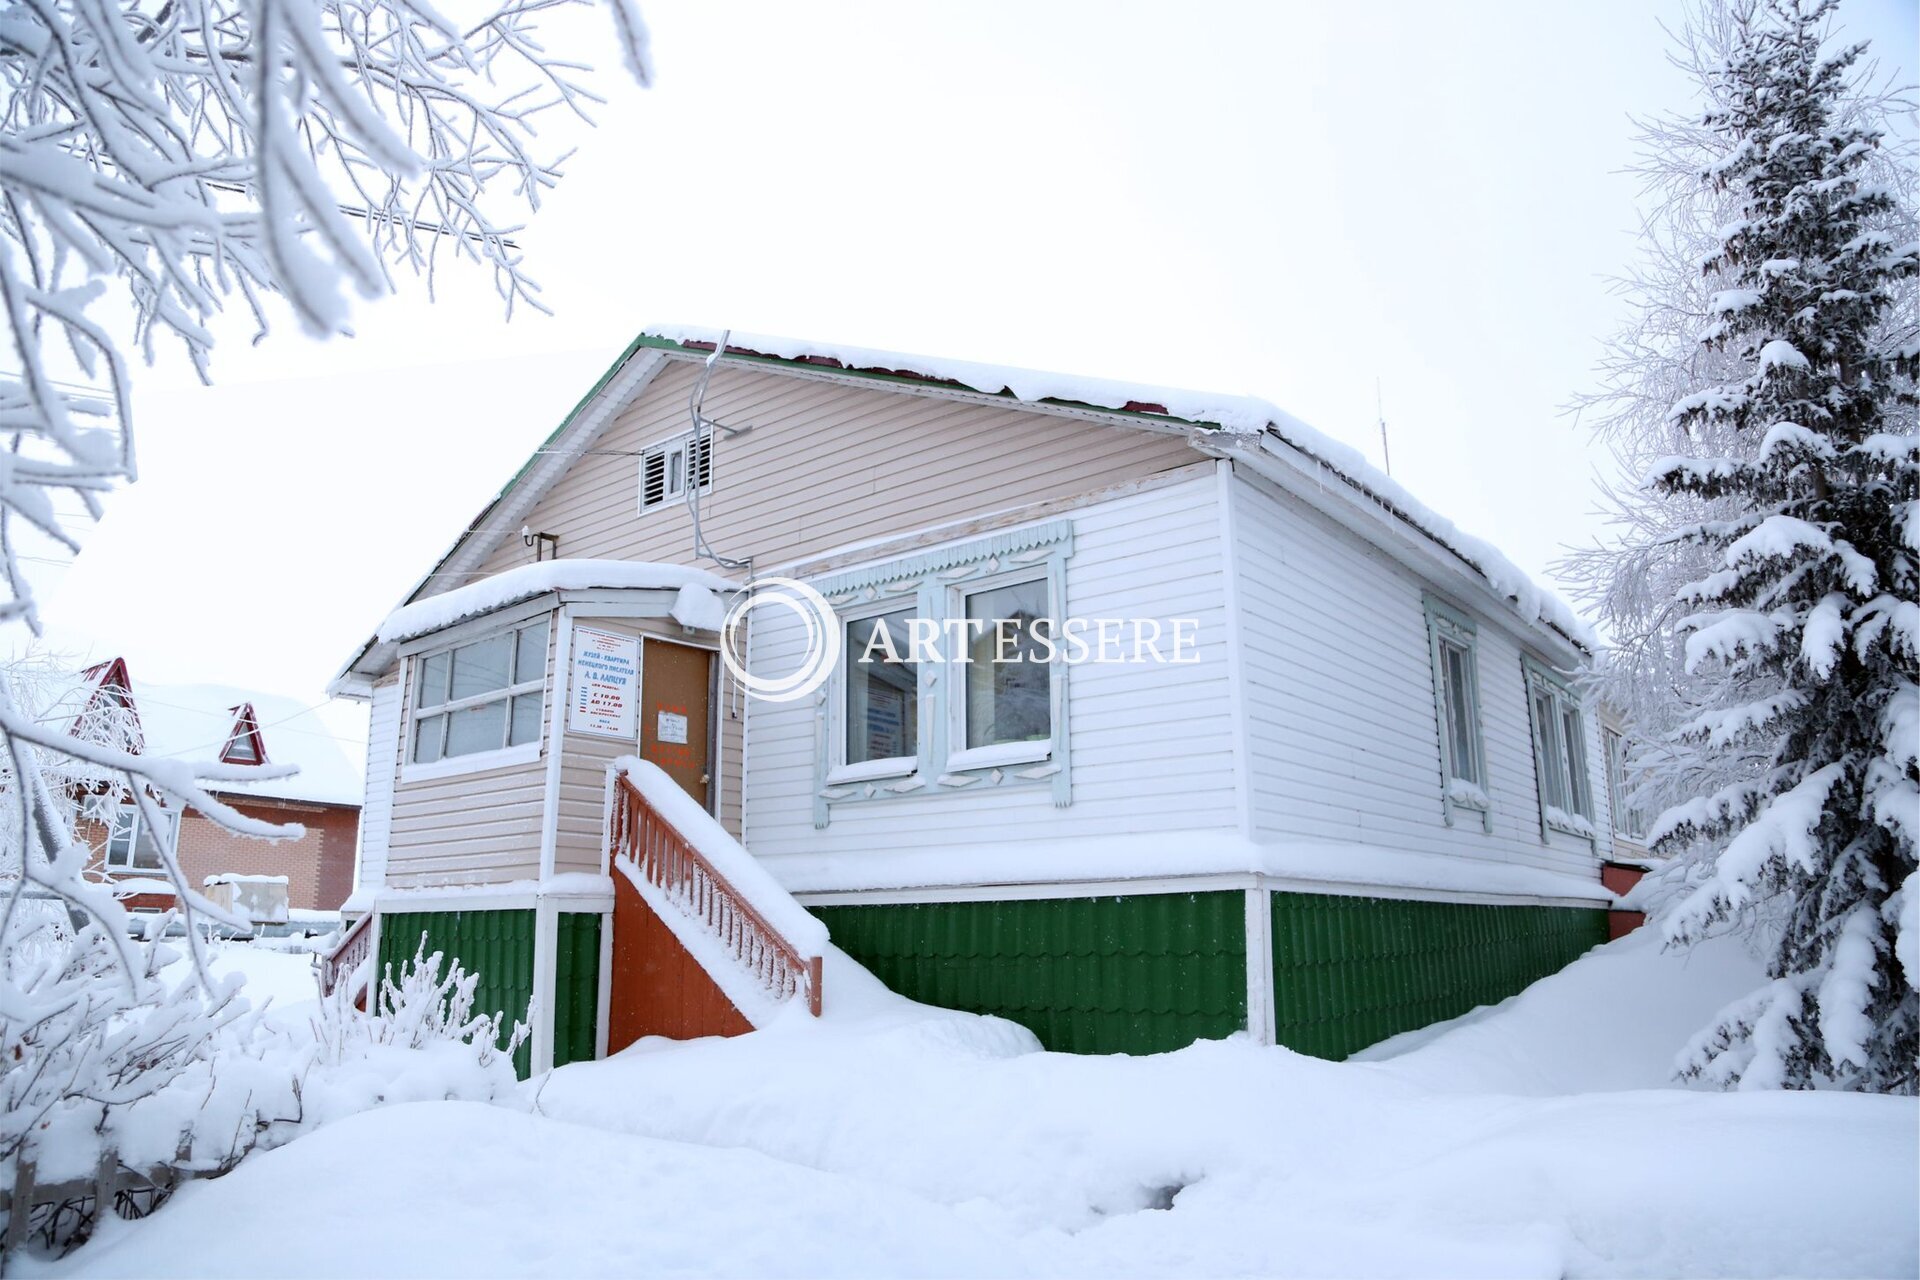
[637,431,714,514]
[1523,656,1597,846]
[403,613,551,782]
[1422,595,1490,831]
[812,520,1074,826]
[1604,728,1648,843]
[104,799,177,873]
[827,599,928,786]
[945,566,1057,773]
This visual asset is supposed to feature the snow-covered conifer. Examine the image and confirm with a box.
[1606,0,1917,1092]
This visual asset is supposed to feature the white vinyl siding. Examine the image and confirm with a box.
[1230,465,1604,882]
[352,678,401,896]
[745,473,1238,876]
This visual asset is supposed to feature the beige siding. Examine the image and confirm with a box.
[388,358,1200,887]
[550,616,738,875]
[465,360,1198,587]
[385,615,555,888]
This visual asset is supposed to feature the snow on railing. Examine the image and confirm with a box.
[319,910,375,1005]
[608,763,822,1016]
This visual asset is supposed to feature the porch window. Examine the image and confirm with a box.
[1422,597,1489,829]
[842,609,921,773]
[411,617,549,766]
[1525,658,1595,842]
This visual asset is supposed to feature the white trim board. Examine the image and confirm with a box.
[792,873,1609,911]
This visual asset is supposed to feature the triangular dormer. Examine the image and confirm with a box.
[220,703,268,766]
[73,657,144,754]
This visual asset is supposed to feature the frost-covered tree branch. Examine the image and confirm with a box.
[0,0,649,1214]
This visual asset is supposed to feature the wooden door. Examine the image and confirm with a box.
[640,639,714,809]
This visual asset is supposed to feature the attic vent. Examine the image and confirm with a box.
[638,433,714,514]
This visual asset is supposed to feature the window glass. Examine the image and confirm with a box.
[225,733,259,763]
[1562,706,1592,817]
[965,580,1052,749]
[1535,690,1568,810]
[1438,639,1480,785]
[106,804,136,866]
[1606,731,1647,838]
[413,713,446,765]
[846,610,918,764]
[417,652,451,709]
[509,693,544,747]
[446,701,508,758]
[514,620,549,684]
[450,633,512,701]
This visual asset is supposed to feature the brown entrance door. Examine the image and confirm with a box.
[639,639,714,809]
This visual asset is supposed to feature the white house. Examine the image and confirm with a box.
[329,328,1638,1073]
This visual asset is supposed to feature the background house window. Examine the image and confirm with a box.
[105,801,173,872]
[411,617,549,764]
[844,610,919,767]
[964,579,1051,749]
[1604,729,1648,841]
[1527,662,1595,836]
[639,433,713,512]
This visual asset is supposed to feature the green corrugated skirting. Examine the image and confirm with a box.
[553,912,602,1069]
[1269,893,1607,1060]
[379,909,536,1078]
[813,893,1248,1055]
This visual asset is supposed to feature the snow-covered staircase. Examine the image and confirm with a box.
[319,908,375,1008]
[606,759,825,1033]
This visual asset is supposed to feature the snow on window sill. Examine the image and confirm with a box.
[1543,805,1598,840]
[945,741,1052,773]
[1446,778,1491,811]
[402,739,542,784]
[826,757,918,786]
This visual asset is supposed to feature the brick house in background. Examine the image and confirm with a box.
[66,658,364,912]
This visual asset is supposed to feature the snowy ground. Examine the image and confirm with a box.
[32,929,1919,1280]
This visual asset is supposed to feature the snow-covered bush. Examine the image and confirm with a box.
[3,939,528,1256]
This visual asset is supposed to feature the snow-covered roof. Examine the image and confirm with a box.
[336,327,1591,689]
[64,663,365,808]
[376,560,736,645]
[640,328,1593,647]
[644,324,1289,435]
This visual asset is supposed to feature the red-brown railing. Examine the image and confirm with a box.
[610,771,822,1016]
[320,910,375,1003]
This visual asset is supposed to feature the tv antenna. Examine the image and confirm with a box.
[1375,379,1393,478]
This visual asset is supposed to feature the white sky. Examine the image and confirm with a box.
[17,0,1918,725]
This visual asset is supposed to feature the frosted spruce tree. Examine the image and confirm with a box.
[1621,0,1917,1092]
